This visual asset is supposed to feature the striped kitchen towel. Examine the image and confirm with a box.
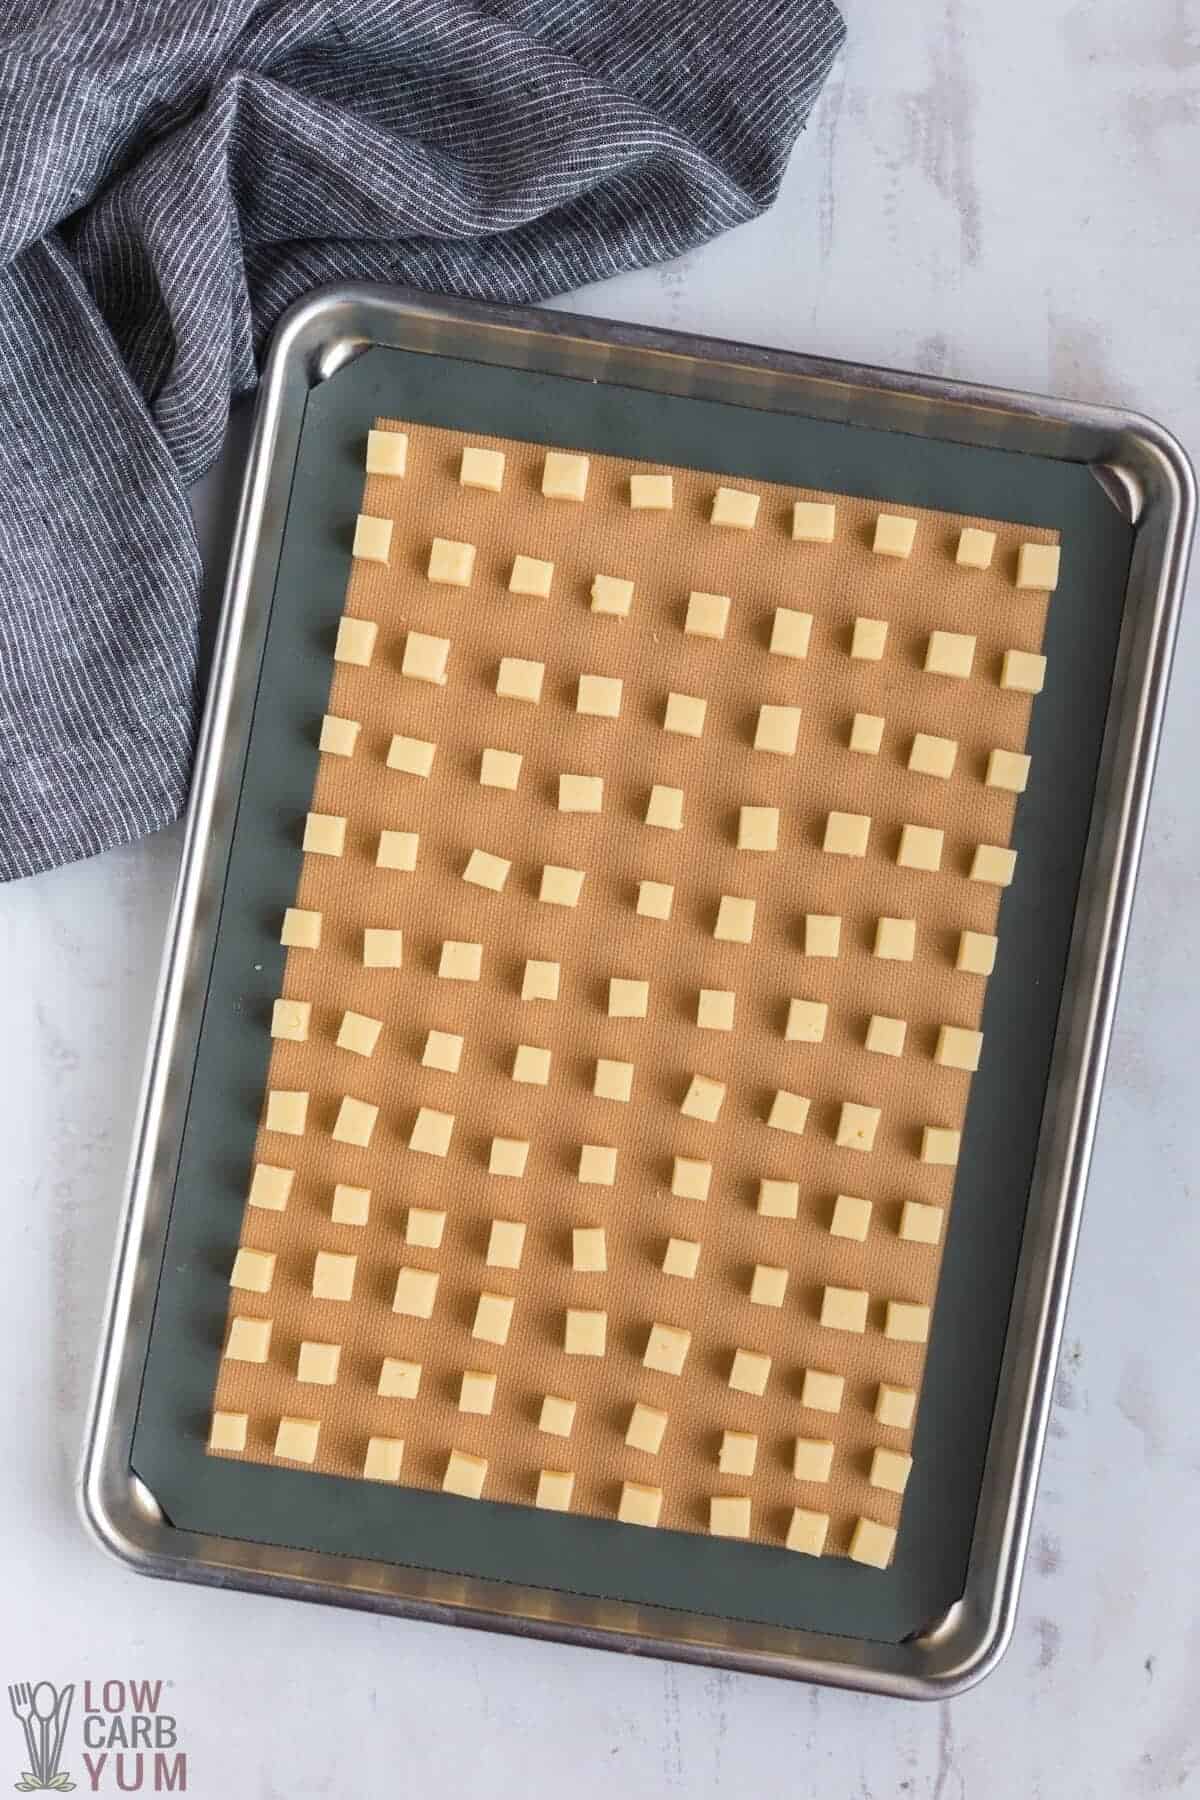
[0,0,844,881]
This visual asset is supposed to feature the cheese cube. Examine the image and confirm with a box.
[539,1395,576,1438]
[644,1322,691,1375]
[792,500,836,542]
[332,1184,371,1227]
[830,1193,872,1240]
[572,1226,607,1272]
[711,485,759,529]
[460,444,505,491]
[480,746,522,789]
[664,691,707,738]
[685,590,731,640]
[871,1447,914,1494]
[925,630,976,678]
[486,1219,527,1269]
[630,473,673,510]
[559,772,603,813]
[312,1251,356,1301]
[618,1481,663,1527]
[303,811,345,857]
[900,1200,943,1244]
[280,907,321,948]
[463,848,510,891]
[626,1403,669,1454]
[645,784,684,830]
[662,1237,701,1279]
[336,1010,382,1057]
[427,538,475,588]
[443,1450,488,1499]
[422,1029,464,1073]
[805,914,842,958]
[710,1496,752,1538]
[738,805,778,851]
[363,928,403,968]
[801,1368,845,1413]
[609,977,649,1018]
[956,526,995,568]
[459,1370,497,1416]
[874,916,916,961]
[209,1411,248,1453]
[1016,542,1061,591]
[793,1437,835,1483]
[876,1383,917,1429]
[406,1207,446,1249]
[319,713,360,758]
[564,1307,606,1356]
[697,988,735,1031]
[873,513,917,557]
[265,1090,308,1135]
[824,811,871,856]
[401,629,451,686]
[729,1348,771,1395]
[719,1430,758,1476]
[1001,649,1047,693]
[438,940,482,981]
[271,998,310,1042]
[489,1137,530,1178]
[297,1341,341,1385]
[577,672,622,716]
[364,1438,405,1483]
[513,1043,551,1086]
[909,732,958,779]
[535,1469,575,1512]
[850,711,885,754]
[637,880,674,920]
[274,1417,320,1463]
[593,1058,634,1102]
[387,734,435,777]
[522,958,560,1001]
[755,703,802,756]
[366,428,407,476]
[971,843,1017,886]
[786,1508,830,1557]
[334,616,377,666]
[750,1264,788,1308]
[497,656,544,703]
[578,1144,618,1185]
[987,748,1031,793]
[332,1096,378,1146]
[785,998,828,1042]
[353,513,392,563]
[539,864,585,908]
[671,1156,712,1200]
[921,1125,961,1166]
[758,1179,800,1219]
[591,574,634,617]
[936,1025,983,1071]
[821,1284,869,1332]
[473,1292,515,1345]
[767,1089,810,1134]
[714,895,755,942]
[897,824,943,871]
[885,1300,932,1343]
[866,1014,907,1057]
[509,554,554,597]
[249,1164,293,1211]
[851,617,888,660]
[770,606,813,659]
[378,1357,422,1399]
[225,1316,272,1363]
[680,1074,725,1121]
[377,829,418,871]
[849,1518,897,1569]
[957,930,998,975]
[542,450,589,501]
[409,1106,454,1156]
[837,1102,881,1153]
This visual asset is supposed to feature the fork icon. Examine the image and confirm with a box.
[7,1685,41,1785]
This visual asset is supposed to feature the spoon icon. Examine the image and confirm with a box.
[29,1684,74,1791]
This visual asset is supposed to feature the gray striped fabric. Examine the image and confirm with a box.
[0,0,844,881]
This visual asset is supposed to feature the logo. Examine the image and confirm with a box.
[6,1683,75,1792]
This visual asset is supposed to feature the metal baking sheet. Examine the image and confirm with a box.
[80,284,1194,1695]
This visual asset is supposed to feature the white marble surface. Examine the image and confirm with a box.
[3,2,1198,1792]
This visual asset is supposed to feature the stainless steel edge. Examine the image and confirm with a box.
[79,282,1195,1696]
